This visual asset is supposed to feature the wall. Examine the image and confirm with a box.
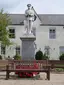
[5,25,24,58]
[36,25,64,59]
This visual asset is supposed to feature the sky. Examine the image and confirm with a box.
[0,0,64,14]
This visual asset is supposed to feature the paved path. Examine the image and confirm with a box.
[0,72,64,85]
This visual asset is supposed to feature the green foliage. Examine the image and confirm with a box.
[35,50,48,60]
[13,54,21,60]
[0,9,11,46]
[59,53,64,60]
[0,55,2,59]
[55,68,64,72]
[35,50,49,60]
[35,50,43,60]
[43,53,49,60]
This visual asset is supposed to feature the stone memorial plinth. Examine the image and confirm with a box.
[20,34,36,60]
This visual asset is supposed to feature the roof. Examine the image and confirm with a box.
[9,14,64,25]
[9,14,25,25]
[39,14,64,26]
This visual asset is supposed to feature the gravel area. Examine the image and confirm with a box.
[0,72,64,85]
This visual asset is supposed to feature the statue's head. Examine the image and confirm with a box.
[27,4,31,9]
[25,4,34,18]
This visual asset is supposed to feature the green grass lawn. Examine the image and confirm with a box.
[54,64,64,72]
[55,68,64,72]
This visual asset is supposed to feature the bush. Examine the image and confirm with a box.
[35,50,43,60]
[35,50,49,60]
[0,55,2,59]
[43,53,49,60]
[59,53,64,60]
[13,54,21,60]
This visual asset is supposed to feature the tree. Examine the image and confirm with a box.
[0,9,11,46]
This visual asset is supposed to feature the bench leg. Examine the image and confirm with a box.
[6,70,9,80]
[47,71,50,80]
[6,65,9,80]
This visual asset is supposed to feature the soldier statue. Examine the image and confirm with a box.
[25,4,36,34]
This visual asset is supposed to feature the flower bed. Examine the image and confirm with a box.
[15,63,39,77]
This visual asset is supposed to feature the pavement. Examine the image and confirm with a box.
[0,72,64,85]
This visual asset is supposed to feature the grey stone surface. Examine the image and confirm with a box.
[20,35,36,60]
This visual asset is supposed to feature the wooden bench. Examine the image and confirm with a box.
[0,60,8,71]
[0,60,64,80]
[6,60,51,80]
[49,60,64,68]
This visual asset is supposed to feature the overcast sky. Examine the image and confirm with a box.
[0,0,64,14]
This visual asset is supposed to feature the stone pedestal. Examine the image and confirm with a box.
[20,34,36,60]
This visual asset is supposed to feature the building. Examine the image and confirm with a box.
[0,9,64,60]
